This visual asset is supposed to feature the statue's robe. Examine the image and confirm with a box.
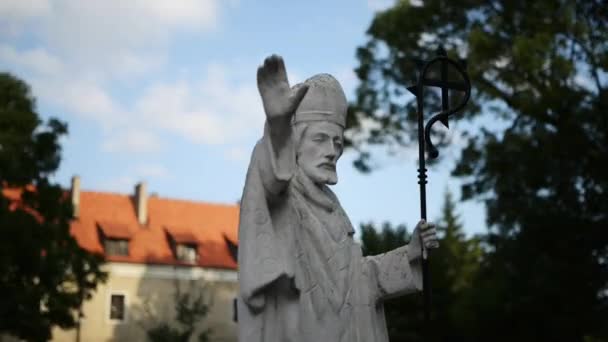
[238,124,423,342]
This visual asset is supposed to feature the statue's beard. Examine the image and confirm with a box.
[298,164,338,186]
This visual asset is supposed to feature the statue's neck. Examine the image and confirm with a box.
[293,167,336,212]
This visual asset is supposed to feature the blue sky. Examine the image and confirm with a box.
[0,0,487,236]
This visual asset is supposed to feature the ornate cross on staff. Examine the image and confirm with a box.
[407,46,471,326]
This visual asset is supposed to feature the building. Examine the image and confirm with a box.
[50,177,240,342]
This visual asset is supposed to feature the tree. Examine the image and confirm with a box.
[144,281,214,342]
[351,1,608,340]
[0,73,106,341]
[360,192,482,341]
[430,190,482,340]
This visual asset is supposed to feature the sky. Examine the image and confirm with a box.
[0,0,487,236]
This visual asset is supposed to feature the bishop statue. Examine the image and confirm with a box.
[237,55,439,342]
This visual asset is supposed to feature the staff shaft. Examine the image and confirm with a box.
[416,84,431,326]
[408,46,471,342]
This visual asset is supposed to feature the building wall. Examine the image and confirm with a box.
[51,262,238,342]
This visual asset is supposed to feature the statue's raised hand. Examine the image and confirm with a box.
[257,55,308,123]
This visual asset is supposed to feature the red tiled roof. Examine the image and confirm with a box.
[165,226,199,244]
[3,187,239,270]
[97,221,134,240]
[70,191,239,270]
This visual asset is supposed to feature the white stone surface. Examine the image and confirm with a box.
[237,55,438,342]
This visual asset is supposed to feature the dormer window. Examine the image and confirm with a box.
[104,239,129,256]
[175,243,198,263]
[97,221,133,257]
[224,235,238,263]
[165,227,200,264]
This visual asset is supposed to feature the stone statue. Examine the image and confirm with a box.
[237,55,439,342]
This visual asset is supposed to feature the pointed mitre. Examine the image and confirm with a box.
[292,74,347,128]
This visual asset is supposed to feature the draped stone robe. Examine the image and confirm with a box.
[238,124,423,342]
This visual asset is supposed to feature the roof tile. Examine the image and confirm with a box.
[97,221,134,240]
[3,188,240,270]
[71,191,239,269]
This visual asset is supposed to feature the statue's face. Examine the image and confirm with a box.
[296,121,344,185]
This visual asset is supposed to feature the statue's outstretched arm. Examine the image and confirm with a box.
[364,221,438,301]
[255,55,308,196]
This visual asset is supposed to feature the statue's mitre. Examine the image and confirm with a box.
[292,73,347,128]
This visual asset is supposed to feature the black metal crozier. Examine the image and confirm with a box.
[407,46,471,327]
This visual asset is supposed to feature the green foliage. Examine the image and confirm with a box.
[360,191,481,341]
[0,73,107,341]
[353,0,608,340]
[360,222,409,256]
[146,282,213,342]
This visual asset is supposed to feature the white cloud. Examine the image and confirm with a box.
[0,0,255,156]
[1,0,222,81]
[0,45,63,75]
[131,0,218,29]
[55,82,121,121]
[29,60,265,154]
[38,1,217,62]
[134,63,265,146]
[0,1,274,163]
[0,0,50,17]
[5,0,220,47]
[0,0,50,36]
[101,129,162,154]
[1,51,265,155]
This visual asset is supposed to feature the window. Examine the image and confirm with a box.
[225,236,238,263]
[176,243,198,263]
[109,294,126,321]
[104,239,129,256]
[233,297,238,322]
